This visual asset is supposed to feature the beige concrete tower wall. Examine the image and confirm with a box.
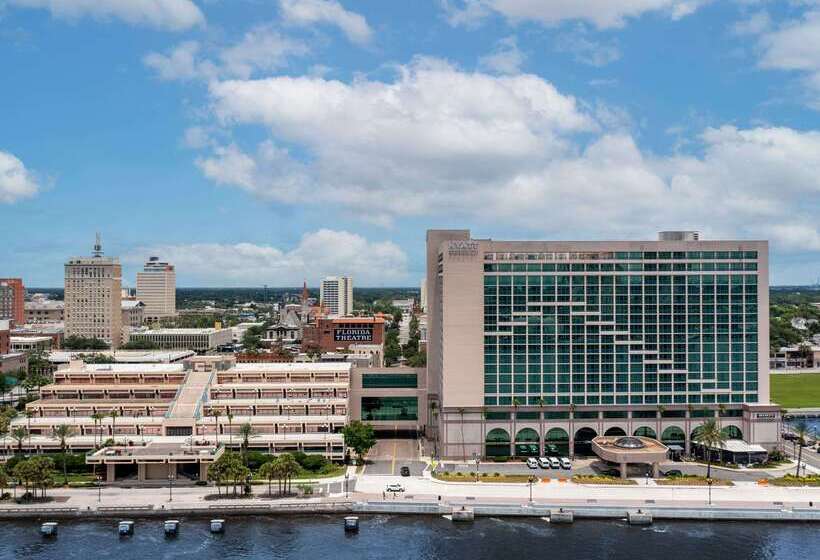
[64,258,122,350]
[136,268,176,320]
[425,230,470,402]
[440,245,485,409]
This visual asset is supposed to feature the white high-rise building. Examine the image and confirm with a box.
[320,276,353,317]
[136,256,176,322]
[64,235,122,350]
[420,278,427,312]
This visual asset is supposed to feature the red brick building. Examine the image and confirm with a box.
[0,320,9,354]
[303,317,385,352]
[0,278,25,326]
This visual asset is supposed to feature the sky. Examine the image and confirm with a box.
[2,1,820,287]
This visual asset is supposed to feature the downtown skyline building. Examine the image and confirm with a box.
[320,275,353,317]
[64,236,123,350]
[136,256,176,322]
[426,229,781,459]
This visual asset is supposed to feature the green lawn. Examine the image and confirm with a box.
[770,373,820,409]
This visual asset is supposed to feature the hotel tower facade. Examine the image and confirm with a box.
[426,230,781,459]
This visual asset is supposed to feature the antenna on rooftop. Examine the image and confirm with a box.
[92,232,103,257]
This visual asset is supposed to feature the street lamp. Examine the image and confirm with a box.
[528,476,535,504]
[96,475,103,502]
[706,478,714,506]
[344,473,349,498]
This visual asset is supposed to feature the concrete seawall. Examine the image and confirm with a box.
[1,500,819,522]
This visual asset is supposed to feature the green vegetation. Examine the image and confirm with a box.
[770,373,820,408]
[342,420,376,464]
[121,339,160,350]
[656,475,733,486]
[12,455,55,500]
[693,418,728,479]
[63,336,109,350]
[572,475,637,485]
[769,474,820,487]
[433,471,539,483]
[403,315,426,367]
[207,451,251,497]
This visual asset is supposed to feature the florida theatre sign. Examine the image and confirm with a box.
[334,326,374,342]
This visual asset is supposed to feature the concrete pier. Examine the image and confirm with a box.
[451,507,475,522]
[627,511,653,525]
[549,510,574,524]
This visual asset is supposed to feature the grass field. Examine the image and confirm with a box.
[770,373,820,408]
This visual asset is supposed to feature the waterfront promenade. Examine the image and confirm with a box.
[2,468,819,522]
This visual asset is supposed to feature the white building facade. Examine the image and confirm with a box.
[320,276,353,317]
[136,257,176,322]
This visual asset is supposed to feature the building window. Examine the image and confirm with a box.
[362,373,417,389]
[361,397,418,421]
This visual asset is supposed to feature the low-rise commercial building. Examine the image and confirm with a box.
[0,278,25,326]
[2,357,351,480]
[303,317,385,353]
[127,328,233,352]
[25,299,64,323]
[10,335,52,353]
[12,323,64,349]
[349,367,427,437]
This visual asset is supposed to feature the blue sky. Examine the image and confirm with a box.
[2,1,820,287]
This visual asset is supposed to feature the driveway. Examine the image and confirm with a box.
[364,439,426,476]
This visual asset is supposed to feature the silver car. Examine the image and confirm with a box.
[559,457,572,469]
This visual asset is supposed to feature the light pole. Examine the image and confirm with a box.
[528,476,535,504]
[168,456,176,502]
[96,475,103,502]
[706,478,713,506]
[344,473,349,498]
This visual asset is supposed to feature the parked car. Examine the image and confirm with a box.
[549,457,560,469]
[538,457,551,469]
[559,457,572,469]
[662,469,683,477]
[526,457,539,469]
[400,466,410,477]
[386,483,405,493]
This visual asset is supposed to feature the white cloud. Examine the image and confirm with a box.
[554,27,621,66]
[731,10,770,36]
[126,230,408,286]
[748,8,820,108]
[279,0,373,45]
[478,35,525,74]
[0,150,40,204]
[8,0,204,31]
[144,26,308,81]
[442,0,709,30]
[193,58,820,251]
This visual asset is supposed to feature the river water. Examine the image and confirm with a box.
[0,515,818,560]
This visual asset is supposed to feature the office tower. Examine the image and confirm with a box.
[136,256,176,321]
[64,235,122,350]
[320,276,353,317]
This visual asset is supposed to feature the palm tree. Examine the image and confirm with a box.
[512,398,521,457]
[656,405,665,440]
[457,407,466,461]
[686,404,694,455]
[693,418,726,479]
[90,412,105,449]
[11,426,27,454]
[278,453,300,495]
[211,409,222,443]
[238,422,254,464]
[480,406,488,459]
[717,404,727,429]
[568,403,576,459]
[52,424,75,486]
[792,420,810,478]
[109,410,119,445]
[227,411,234,448]
[258,459,279,497]
[24,410,35,448]
[537,398,545,455]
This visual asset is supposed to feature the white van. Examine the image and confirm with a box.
[526,457,539,469]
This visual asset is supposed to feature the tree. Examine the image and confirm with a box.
[211,409,222,442]
[14,456,54,500]
[109,410,119,445]
[11,426,27,454]
[208,451,249,496]
[239,422,254,464]
[51,424,75,486]
[792,420,810,478]
[227,411,234,448]
[91,412,105,449]
[63,336,109,350]
[0,464,8,498]
[121,340,159,350]
[693,418,727,479]
[258,458,281,497]
[277,453,300,495]
[342,420,376,464]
